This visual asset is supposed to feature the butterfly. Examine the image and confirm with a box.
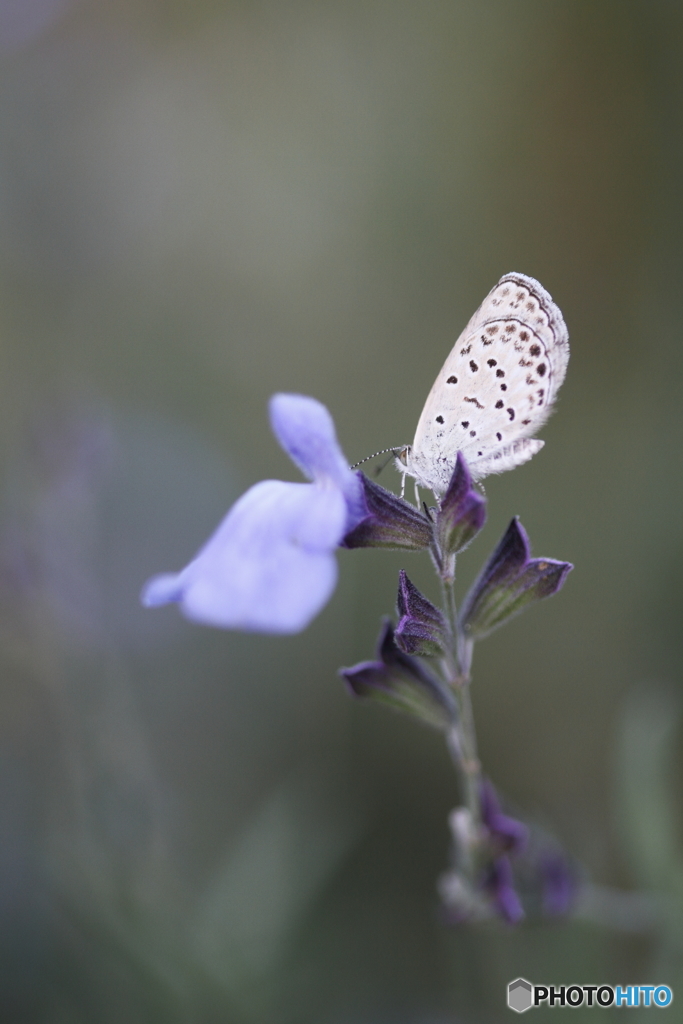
[398,272,569,497]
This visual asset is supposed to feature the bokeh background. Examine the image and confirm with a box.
[1,1,682,1020]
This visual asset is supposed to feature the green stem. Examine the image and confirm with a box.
[441,575,482,829]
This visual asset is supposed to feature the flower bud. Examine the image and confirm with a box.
[480,778,528,856]
[436,452,487,556]
[394,570,449,657]
[484,855,525,924]
[339,619,457,730]
[459,517,572,640]
[538,848,578,917]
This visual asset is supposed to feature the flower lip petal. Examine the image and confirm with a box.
[142,479,347,633]
[193,479,346,556]
[183,541,338,633]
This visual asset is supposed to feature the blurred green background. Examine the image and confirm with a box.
[1,1,682,1020]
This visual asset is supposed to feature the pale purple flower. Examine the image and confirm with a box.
[141,394,366,634]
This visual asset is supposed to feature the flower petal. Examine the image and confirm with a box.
[141,480,347,633]
[141,573,185,607]
[269,392,348,485]
[269,394,366,532]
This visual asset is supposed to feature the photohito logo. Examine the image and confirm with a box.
[507,979,673,1012]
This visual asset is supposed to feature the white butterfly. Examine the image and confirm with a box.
[398,272,569,496]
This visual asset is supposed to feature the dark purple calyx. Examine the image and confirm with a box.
[342,473,433,551]
[459,517,572,640]
[339,619,457,730]
[394,569,449,658]
[436,452,487,557]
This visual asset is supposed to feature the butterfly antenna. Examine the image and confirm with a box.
[351,447,402,470]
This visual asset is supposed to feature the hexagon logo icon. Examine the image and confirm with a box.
[508,978,533,1013]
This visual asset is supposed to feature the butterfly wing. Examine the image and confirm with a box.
[404,272,569,495]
